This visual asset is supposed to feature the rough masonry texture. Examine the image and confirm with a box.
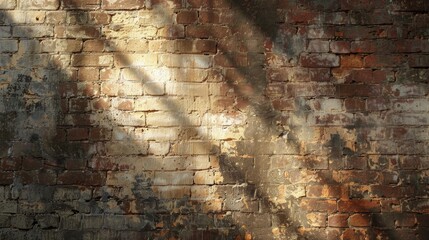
[0,0,428,239]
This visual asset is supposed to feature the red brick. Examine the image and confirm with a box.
[89,127,111,141]
[0,171,13,185]
[0,158,22,171]
[395,214,416,227]
[117,100,134,111]
[342,228,369,240]
[67,128,89,141]
[340,55,364,68]
[58,171,106,186]
[286,10,319,24]
[409,55,429,67]
[176,10,198,24]
[92,98,110,110]
[349,214,371,227]
[330,41,350,54]
[64,159,87,170]
[328,214,349,227]
[300,53,340,67]
[395,40,422,53]
[306,185,342,198]
[272,99,294,111]
[364,55,403,68]
[214,53,247,67]
[345,98,366,112]
[22,157,43,170]
[199,10,220,23]
[300,199,337,213]
[336,84,382,97]
[338,200,380,213]
[70,98,91,113]
[351,40,376,53]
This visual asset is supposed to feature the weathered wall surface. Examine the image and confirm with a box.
[0,0,429,239]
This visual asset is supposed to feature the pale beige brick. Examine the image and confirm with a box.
[0,40,18,53]
[117,81,143,96]
[171,68,208,82]
[19,0,59,9]
[194,170,215,184]
[13,25,53,37]
[105,141,148,156]
[148,141,170,155]
[45,11,66,24]
[165,82,209,96]
[0,27,11,38]
[26,11,45,23]
[134,97,170,112]
[56,26,100,39]
[135,127,179,141]
[41,39,82,53]
[152,186,190,199]
[102,0,143,10]
[112,112,145,126]
[146,112,201,127]
[153,172,194,185]
[143,82,165,96]
[159,54,212,68]
[0,0,16,9]
[6,11,26,24]
[114,54,157,67]
[72,54,113,67]
[173,141,212,155]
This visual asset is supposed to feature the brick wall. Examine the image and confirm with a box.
[0,0,428,239]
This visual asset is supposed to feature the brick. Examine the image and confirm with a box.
[67,128,89,141]
[0,0,16,9]
[41,39,82,53]
[328,214,348,227]
[146,112,201,126]
[152,186,190,199]
[306,185,342,198]
[0,40,17,53]
[148,141,170,155]
[330,41,350,54]
[340,55,364,68]
[72,54,113,67]
[105,141,148,155]
[102,0,143,9]
[173,141,212,155]
[36,214,60,229]
[114,54,157,67]
[56,26,100,39]
[307,40,329,53]
[153,171,193,185]
[336,84,382,97]
[199,10,220,23]
[338,200,380,213]
[13,26,54,37]
[349,214,371,227]
[19,0,59,9]
[11,215,34,229]
[300,53,340,67]
[176,10,198,24]
[63,0,100,9]
[186,25,231,39]
[58,171,105,186]
[160,54,212,68]
[365,55,404,68]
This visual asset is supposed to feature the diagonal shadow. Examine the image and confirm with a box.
[0,0,428,239]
